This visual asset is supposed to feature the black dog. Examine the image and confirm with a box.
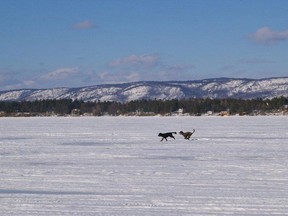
[158,132,177,141]
[179,129,195,140]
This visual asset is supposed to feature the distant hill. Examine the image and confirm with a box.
[0,77,287,102]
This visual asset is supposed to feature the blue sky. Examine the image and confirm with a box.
[1,0,288,90]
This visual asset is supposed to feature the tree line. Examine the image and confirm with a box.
[0,97,287,116]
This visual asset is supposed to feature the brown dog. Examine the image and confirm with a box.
[179,129,195,140]
[158,132,177,141]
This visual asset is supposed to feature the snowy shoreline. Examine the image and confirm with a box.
[1,113,288,118]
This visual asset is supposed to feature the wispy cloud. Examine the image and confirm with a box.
[42,67,79,80]
[0,53,196,90]
[0,75,35,91]
[94,71,141,84]
[73,20,96,29]
[166,64,194,72]
[218,65,235,72]
[239,58,275,64]
[249,27,288,45]
[108,54,160,68]
[97,54,196,83]
[0,70,23,90]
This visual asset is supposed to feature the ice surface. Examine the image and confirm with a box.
[0,116,288,215]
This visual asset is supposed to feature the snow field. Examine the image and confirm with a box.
[0,116,287,215]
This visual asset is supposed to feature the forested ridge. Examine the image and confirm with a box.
[0,97,288,116]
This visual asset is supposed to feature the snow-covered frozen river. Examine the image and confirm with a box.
[0,116,288,215]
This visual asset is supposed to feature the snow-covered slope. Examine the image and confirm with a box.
[0,77,287,102]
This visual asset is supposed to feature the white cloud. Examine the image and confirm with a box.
[73,20,96,29]
[125,72,141,82]
[95,71,141,84]
[108,54,160,68]
[23,80,36,86]
[42,67,79,80]
[249,27,288,45]
[101,54,196,83]
[0,77,35,91]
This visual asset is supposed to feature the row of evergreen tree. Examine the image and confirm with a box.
[0,97,287,116]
